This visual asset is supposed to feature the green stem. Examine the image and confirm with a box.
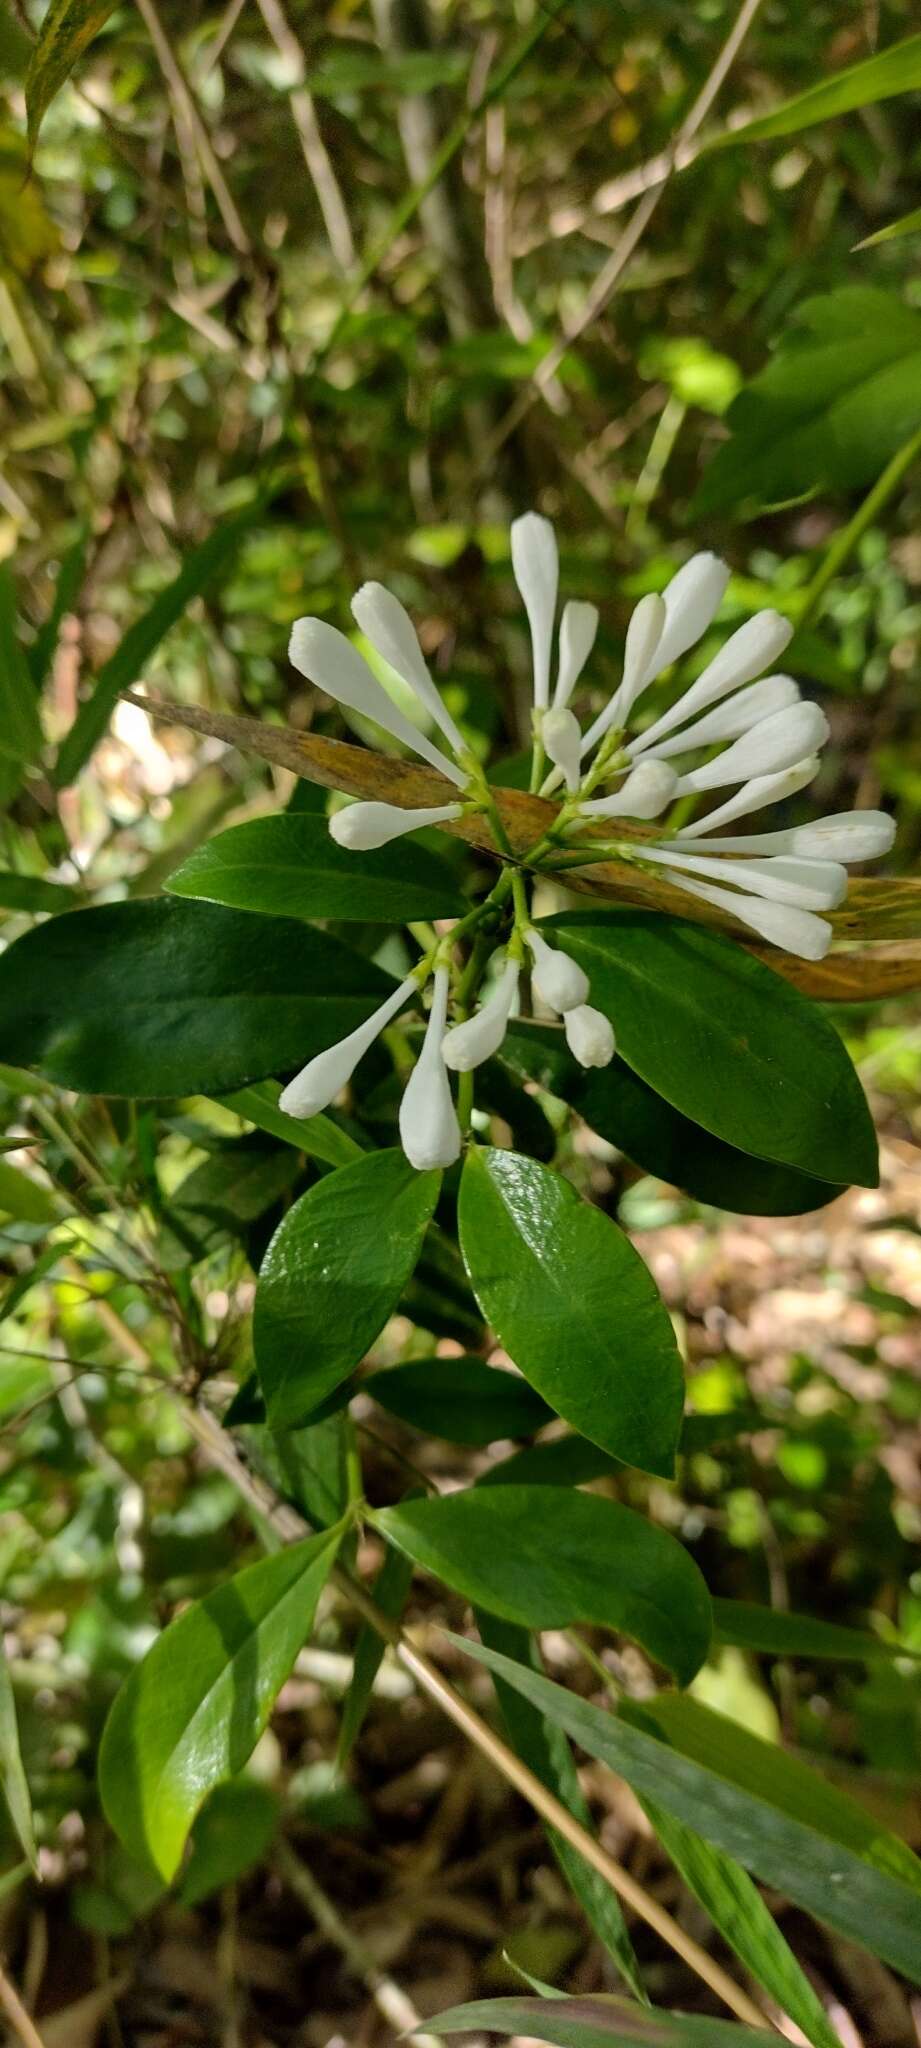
[797,423,921,632]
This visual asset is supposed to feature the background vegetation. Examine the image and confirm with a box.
[1,1,921,2042]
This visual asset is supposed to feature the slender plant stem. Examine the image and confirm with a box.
[182,1400,774,2032]
[796,423,921,631]
[276,1841,440,2045]
[0,1960,48,2048]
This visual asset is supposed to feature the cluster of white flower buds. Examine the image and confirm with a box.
[282,512,895,1167]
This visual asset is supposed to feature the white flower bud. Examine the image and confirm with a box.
[554,600,599,708]
[329,800,462,850]
[627,608,794,760]
[579,592,666,758]
[564,1004,615,1068]
[645,674,800,759]
[399,966,461,1171]
[511,512,558,711]
[676,758,821,838]
[674,701,829,795]
[280,975,419,1118]
[661,870,832,961]
[791,810,895,862]
[350,581,466,757]
[582,758,678,821]
[652,553,731,675]
[525,927,589,1013]
[643,844,847,911]
[442,956,519,1072]
[541,706,582,791]
[289,617,465,786]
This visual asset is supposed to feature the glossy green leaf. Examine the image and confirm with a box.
[167,813,465,924]
[425,1995,771,2046]
[25,0,120,143]
[254,1149,440,1425]
[0,564,42,767]
[543,914,877,1188]
[99,1525,342,1879]
[177,1780,280,1907]
[453,1638,921,1984]
[216,1081,364,1168]
[458,1147,684,1477]
[713,1598,921,1665]
[0,898,395,1097]
[54,494,271,786]
[692,288,921,517]
[337,1537,415,1768]
[501,1025,843,1216]
[374,1486,711,1684]
[242,1411,350,1528]
[711,32,921,148]
[0,1638,36,1870]
[478,1615,644,1997]
[369,1355,552,1445]
[639,1799,842,2048]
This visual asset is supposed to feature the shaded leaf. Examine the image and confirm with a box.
[99,1525,342,1879]
[178,1780,279,1907]
[375,1486,711,1684]
[452,1638,921,1984]
[337,1538,415,1768]
[713,1598,921,1665]
[369,1355,552,1445]
[857,207,921,249]
[711,33,921,148]
[424,1995,772,2045]
[0,564,42,768]
[458,1147,684,1478]
[0,898,394,1097]
[0,1637,36,1870]
[544,913,877,1188]
[216,1081,364,1169]
[168,813,465,923]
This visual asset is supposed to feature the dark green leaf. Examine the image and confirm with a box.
[375,1486,711,1684]
[857,207,921,249]
[167,813,465,924]
[369,1356,552,1445]
[713,1599,921,1665]
[0,564,42,767]
[54,495,271,786]
[710,33,921,148]
[254,1149,440,1425]
[453,1638,921,1984]
[479,1615,644,1997]
[0,872,80,914]
[458,1147,684,1478]
[501,1025,843,1216]
[99,1525,342,1879]
[25,0,120,144]
[424,1995,772,2046]
[27,529,87,688]
[0,897,395,1097]
[174,1138,301,1227]
[543,914,877,1188]
[241,1411,350,1528]
[0,1638,36,1870]
[691,289,921,517]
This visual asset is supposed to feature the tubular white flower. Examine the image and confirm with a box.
[289,617,465,788]
[660,870,832,961]
[351,581,467,758]
[648,552,731,677]
[541,706,582,791]
[554,600,599,709]
[672,702,829,796]
[627,609,794,759]
[525,927,589,1013]
[329,799,462,850]
[641,844,848,911]
[680,810,895,862]
[642,674,800,760]
[674,759,822,838]
[564,1003,615,1068]
[399,966,461,1171]
[511,512,558,711]
[580,592,665,757]
[581,759,678,820]
[442,955,520,1072]
[280,974,419,1119]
